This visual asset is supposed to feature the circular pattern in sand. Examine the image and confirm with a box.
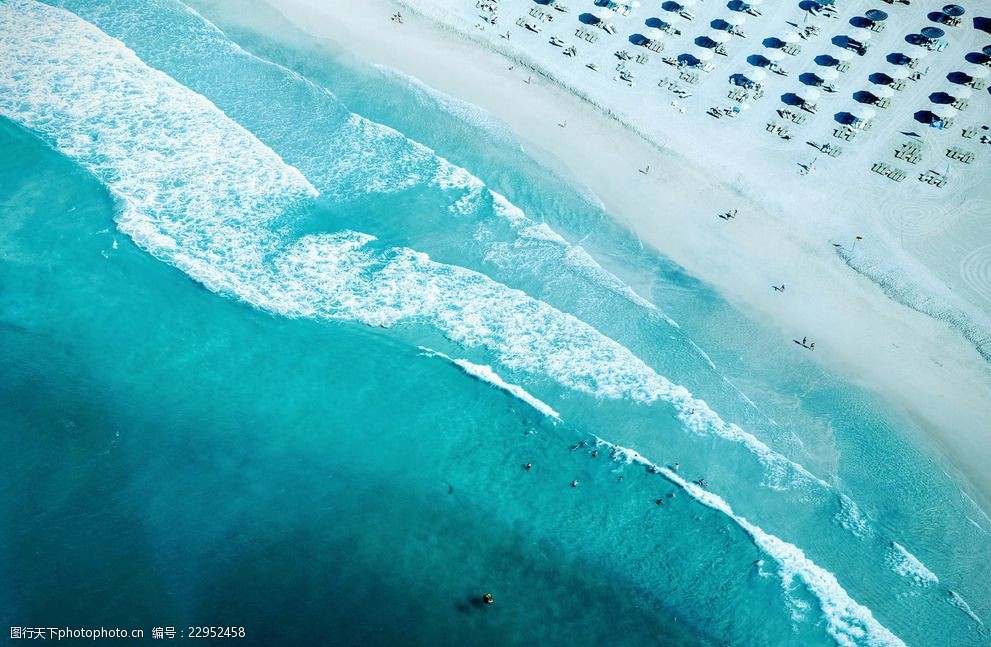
[958,243,991,306]
[882,199,958,239]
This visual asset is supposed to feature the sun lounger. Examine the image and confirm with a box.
[962,127,978,139]
[951,99,969,111]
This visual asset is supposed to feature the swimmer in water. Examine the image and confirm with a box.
[524,462,532,471]
[571,480,579,488]
[591,449,598,458]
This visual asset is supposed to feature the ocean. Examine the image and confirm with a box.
[0,1,988,644]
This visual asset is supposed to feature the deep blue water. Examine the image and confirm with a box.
[0,1,989,644]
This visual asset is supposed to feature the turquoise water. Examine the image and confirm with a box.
[1,1,989,644]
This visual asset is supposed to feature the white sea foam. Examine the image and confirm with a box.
[835,495,874,539]
[948,590,984,625]
[599,437,905,647]
[886,542,938,587]
[418,347,560,420]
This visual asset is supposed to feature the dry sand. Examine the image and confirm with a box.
[256,0,991,511]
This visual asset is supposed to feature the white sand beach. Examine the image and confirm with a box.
[258,0,991,511]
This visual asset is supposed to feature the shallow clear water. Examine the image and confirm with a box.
[0,1,989,644]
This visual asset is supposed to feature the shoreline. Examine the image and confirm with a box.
[259,0,991,513]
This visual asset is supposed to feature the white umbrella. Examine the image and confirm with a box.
[663,13,683,25]
[645,27,666,41]
[680,0,697,6]
[765,49,786,61]
[709,31,732,43]
[781,31,801,43]
[834,50,855,61]
[905,45,930,60]
[851,105,876,120]
[931,105,959,119]
[748,0,764,5]
[874,85,895,97]
[949,86,973,99]
[798,87,821,101]
[595,8,613,21]
[747,68,767,81]
[888,66,911,79]
[695,49,715,61]
[850,29,873,42]
[725,14,747,26]
[820,68,840,80]
[964,65,990,79]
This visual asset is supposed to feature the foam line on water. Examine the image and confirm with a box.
[418,347,561,420]
[598,437,906,647]
[885,542,938,587]
[948,590,984,625]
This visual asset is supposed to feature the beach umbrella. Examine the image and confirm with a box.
[983,45,991,57]
[834,49,855,61]
[797,87,821,102]
[948,86,973,99]
[663,13,684,26]
[695,49,715,61]
[765,49,786,61]
[851,28,874,42]
[781,31,801,43]
[820,68,840,80]
[873,85,895,97]
[748,0,764,5]
[889,66,911,79]
[595,8,612,21]
[725,14,747,27]
[931,104,959,119]
[746,68,767,81]
[905,44,930,60]
[850,105,876,121]
[680,0,697,6]
[921,27,946,41]
[865,9,888,22]
[709,31,732,43]
[645,26,666,41]
[964,65,990,79]
[943,4,965,17]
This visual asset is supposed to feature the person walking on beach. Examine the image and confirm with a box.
[801,336,807,346]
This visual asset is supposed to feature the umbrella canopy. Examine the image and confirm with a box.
[834,49,855,61]
[873,85,895,97]
[747,0,764,4]
[645,26,666,41]
[983,45,991,57]
[709,31,732,43]
[948,86,973,99]
[781,31,801,43]
[695,48,715,61]
[850,105,876,120]
[663,13,683,25]
[889,66,911,79]
[594,8,612,21]
[725,14,747,27]
[851,28,874,42]
[865,9,888,22]
[905,44,930,60]
[746,68,767,81]
[765,49,786,61]
[943,4,965,17]
[931,104,959,119]
[964,65,990,79]
[797,87,821,102]
[680,0,697,6]
[921,26,946,40]
[820,68,840,80]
